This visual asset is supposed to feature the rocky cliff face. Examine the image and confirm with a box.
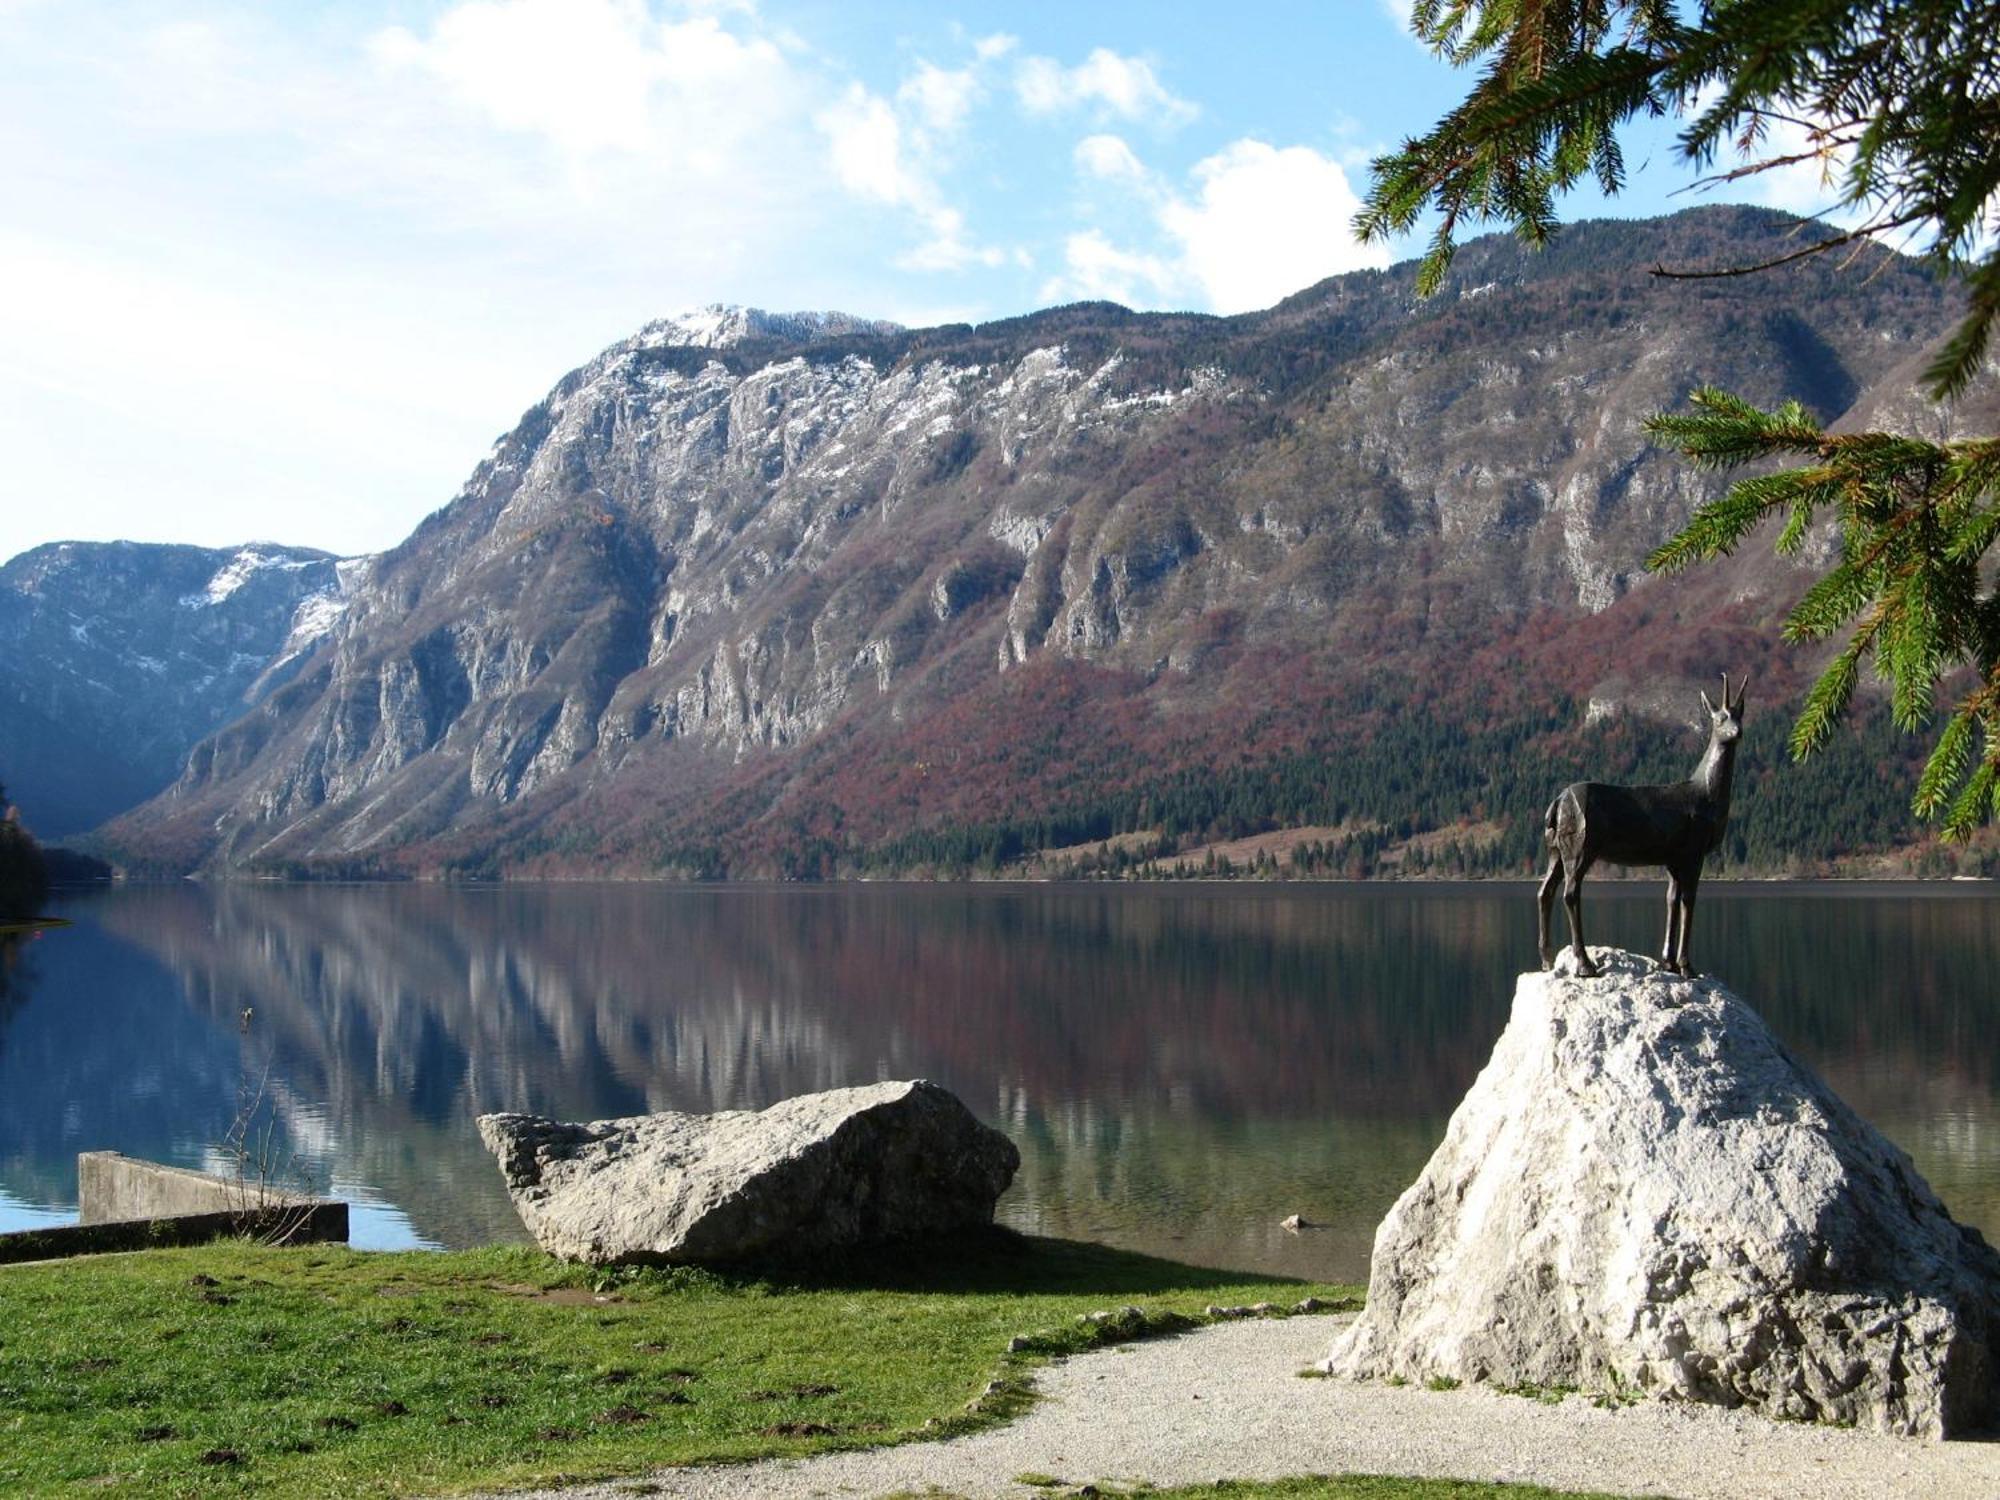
[0,541,365,838]
[101,207,1968,874]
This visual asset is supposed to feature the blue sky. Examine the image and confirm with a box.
[0,0,1845,563]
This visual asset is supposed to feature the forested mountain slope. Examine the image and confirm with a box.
[99,208,1978,877]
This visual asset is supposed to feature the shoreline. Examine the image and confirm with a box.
[41,872,2000,895]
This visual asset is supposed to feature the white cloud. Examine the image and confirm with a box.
[370,0,791,161]
[1047,137,1391,314]
[898,207,1005,272]
[322,1,825,236]
[899,61,980,135]
[818,83,926,206]
[973,33,1017,62]
[818,45,1011,274]
[1016,48,1195,126]
[1040,230,1177,307]
[1164,140,1389,311]
[1074,133,1149,184]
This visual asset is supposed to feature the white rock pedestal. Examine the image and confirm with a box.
[1324,948,2000,1437]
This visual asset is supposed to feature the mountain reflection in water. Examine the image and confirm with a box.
[4,883,1999,1281]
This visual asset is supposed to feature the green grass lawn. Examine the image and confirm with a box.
[0,1230,1354,1497]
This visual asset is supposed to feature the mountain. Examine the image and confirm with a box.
[99,207,1978,877]
[0,541,366,839]
[631,304,905,349]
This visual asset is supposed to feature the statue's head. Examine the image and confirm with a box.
[1700,672,1747,744]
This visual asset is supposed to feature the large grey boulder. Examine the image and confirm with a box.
[1325,948,2000,1438]
[478,1080,1019,1265]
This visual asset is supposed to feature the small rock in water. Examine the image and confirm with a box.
[1280,1214,1319,1232]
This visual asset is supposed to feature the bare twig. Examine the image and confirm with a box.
[218,1022,322,1246]
[1649,210,1927,280]
[1681,139,1861,192]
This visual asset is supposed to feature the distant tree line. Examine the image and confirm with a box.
[849,696,1933,882]
[0,781,49,919]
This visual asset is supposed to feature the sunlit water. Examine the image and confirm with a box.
[4,881,1998,1282]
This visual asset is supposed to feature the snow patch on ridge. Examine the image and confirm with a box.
[180,546,320,608]
[271,556,377,666]
[628,305,903,352]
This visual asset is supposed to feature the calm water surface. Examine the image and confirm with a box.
[2,882,1997,1282]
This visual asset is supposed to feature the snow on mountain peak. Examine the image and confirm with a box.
[180,545,321,609]
[629,305,903,352]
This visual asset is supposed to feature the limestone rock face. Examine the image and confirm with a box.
[99,208,1971,880]
[478,1080,1019,1265]
[1325,948,2000,1438]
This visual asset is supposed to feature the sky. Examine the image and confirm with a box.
[0,0,1852,565]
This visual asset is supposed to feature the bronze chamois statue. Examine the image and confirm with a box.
[1538,674,1746,979]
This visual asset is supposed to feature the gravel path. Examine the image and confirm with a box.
[495,1314,2000,1500]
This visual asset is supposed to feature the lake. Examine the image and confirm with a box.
[3,881,1997,1282]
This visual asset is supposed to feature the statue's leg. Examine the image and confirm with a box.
[1676,869,1701,977]
[1538,856,1563,968]
[1563,859,1598,977]
[1661,871,1682,971]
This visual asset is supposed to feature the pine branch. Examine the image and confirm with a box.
[1644,388,1825,471]
[1887,565,1942,730]
[1921,258,2000,401]
[1790,621,1875,758]
[1942,753,2000,840]
[1914,702,1978,819]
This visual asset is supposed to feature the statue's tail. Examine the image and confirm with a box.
[1543,788,1577,849]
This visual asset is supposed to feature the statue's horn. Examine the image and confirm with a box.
[1729,672,1748,713]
